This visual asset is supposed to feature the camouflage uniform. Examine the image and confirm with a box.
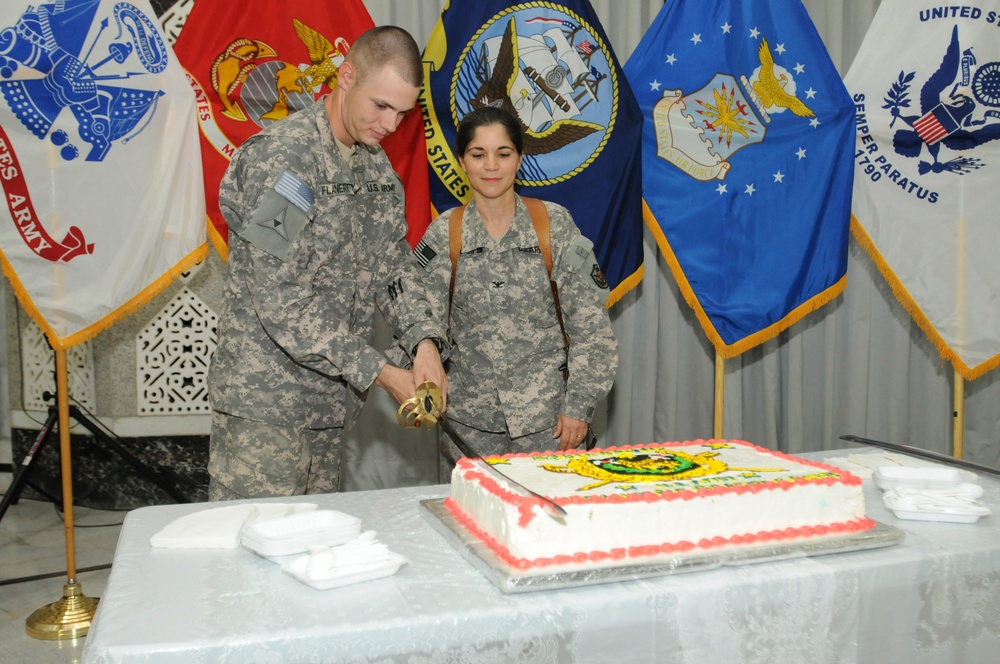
[414,196,617,463]
[208,98,446,499]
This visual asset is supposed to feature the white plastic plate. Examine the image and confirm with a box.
[885,506,989,524]
[241,510,361,557]
[872,466,977,491]
[245,510,360,539]
[883,492,991,524]
[281,552,407,590]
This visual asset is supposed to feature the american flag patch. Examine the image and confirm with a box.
[414,240,437,268]
[274,170,314,213]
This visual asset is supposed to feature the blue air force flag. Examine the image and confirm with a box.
[846,1,1000,380]
[421,0,644,305]
[0,0,206,349]
[626,0,854,355]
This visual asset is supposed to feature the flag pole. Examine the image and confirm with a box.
[714,351,725,438]
[952,369,964,459]
[953,207,966,459]
[25,348,98,640]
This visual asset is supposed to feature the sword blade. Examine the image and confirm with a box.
[441,418,567,518]
[840,434,1000,476]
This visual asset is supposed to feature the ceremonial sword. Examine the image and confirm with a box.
[840,434,1000,476]
[397,381,567,518]
[439,417,568,519]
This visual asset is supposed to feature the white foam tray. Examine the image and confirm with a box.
[882,492,991,524]
[242,510,361,557]
[885,507,988,524]
[281,552,407,590]
[872,466,977,491]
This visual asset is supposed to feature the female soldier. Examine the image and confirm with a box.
[413,105,618,472]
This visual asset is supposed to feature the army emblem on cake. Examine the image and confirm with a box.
[542,445,784,490]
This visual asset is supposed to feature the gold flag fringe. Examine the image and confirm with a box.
[606,263,643,309]
[0,243,209,351]
[850,215,1000,381]
[207,217,229,262]
[644,200,846,359]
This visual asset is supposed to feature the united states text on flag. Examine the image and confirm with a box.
[847,0,1000,379]
[421,0,644,305]
[625,0,855,355]
[0,0,207,349]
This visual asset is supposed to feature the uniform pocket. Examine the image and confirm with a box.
[510,249,558,325]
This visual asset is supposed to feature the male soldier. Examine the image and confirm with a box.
[207,26,448,500]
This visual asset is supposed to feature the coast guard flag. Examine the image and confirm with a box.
[421,0,644,305]
[0,0,207,350]
[172,0,431,257]
[626,0,854,355]
[846,1,1000,380]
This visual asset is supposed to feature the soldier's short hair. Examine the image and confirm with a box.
[456,106,525,156]
[348,26,423,87]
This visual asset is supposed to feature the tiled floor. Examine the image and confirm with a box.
[0,483,123,664]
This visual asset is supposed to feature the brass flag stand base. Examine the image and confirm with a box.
[25,582,99,640]
[26,349,99,640]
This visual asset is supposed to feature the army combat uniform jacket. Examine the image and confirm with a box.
[414,196,618,438]
[210,98,446,430]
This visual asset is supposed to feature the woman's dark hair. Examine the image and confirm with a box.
[456,106,525,156]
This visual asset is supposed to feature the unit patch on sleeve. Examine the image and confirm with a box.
[238,173,312,261]
[591,264,609,290]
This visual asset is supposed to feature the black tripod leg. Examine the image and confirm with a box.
[0,408,59,524]
[67,406,191,503]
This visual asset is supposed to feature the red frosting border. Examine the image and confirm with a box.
[443,496,877,571]
[454,439,864,527]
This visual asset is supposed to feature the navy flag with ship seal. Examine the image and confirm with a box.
[420,0,644,306]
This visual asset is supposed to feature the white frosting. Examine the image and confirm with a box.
[447,440,871,570]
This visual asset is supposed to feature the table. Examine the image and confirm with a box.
[81,449,1000,663]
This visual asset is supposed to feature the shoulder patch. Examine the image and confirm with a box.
[237,187,310,261]
[591,263,609,290]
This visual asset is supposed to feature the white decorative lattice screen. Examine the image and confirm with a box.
[136,288,217,415]
[21,323,95,412]
[159,0,196,44]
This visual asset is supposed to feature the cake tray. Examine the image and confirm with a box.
[419,499,904,594]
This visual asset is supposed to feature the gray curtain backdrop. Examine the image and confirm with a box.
[343,0,1000,492]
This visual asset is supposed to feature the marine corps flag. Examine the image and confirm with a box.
[846,1,1000,380]
[173,0,431,257]
[421,0,644,305]
[625,0,854,355]
[0,0,206,349]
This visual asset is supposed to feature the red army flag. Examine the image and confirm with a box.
[173,0,431,258]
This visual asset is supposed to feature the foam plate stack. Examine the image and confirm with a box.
[874,466,991,523]
[241,510,362,558]
[280,531,407,590]
[241,510,407,589]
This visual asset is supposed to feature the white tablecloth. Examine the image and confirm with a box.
[80,449,1000,663]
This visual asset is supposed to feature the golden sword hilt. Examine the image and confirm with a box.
[396,381,443,429]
